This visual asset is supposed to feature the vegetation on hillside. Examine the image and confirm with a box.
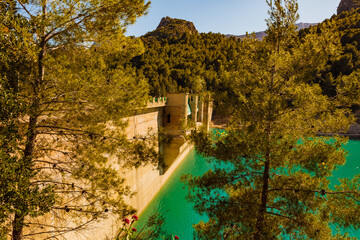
[130,9,360,116]
[132,32,242,98]
[300,9,360,102]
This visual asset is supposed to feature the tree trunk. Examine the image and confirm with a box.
[11,40,45,240]
[254,156,270,240]
[253,49,275,239]
[12,1,48,235]
[12,213,24,240]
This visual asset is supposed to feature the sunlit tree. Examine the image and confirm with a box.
[0,0,159,239]
[185,0,360,239]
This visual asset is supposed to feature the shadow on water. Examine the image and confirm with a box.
[134,148,213,239]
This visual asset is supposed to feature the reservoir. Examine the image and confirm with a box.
[134,139,360,239]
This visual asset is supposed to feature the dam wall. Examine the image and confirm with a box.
[123,93,212,214]
[61,93,212,240]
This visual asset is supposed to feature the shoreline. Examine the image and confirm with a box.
[317,124,360,140]
[317,133,360,140]
[211,121,360,140]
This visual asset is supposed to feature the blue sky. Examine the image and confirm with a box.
[125,0,341,37]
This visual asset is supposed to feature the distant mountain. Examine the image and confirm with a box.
[142,17,316,41]
[338,0,360,14]
[225,22,318,40]
[142,16,198,41]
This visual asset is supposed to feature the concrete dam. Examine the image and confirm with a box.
[123,93,212,214]
[61,93,212,240]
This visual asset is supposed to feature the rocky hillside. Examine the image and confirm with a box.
[143,16,316,41]
[338,0,360,14]
[142,16,198,41]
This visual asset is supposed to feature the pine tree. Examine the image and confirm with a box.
[0,0,158,239]
[184,0,360,239]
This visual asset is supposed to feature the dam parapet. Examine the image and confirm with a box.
[147,97,167,108]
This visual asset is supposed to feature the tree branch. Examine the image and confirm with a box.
[17,1,34,19]
[265,211,299,223]
[23,216,99,238]
[44,1,125,43]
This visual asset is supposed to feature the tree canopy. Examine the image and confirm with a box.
[0,0,158,239]
[183,0,360,239]
[131,32,243,97]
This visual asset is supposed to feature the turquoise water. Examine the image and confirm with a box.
[331,140,360,186]
[134,148,212,238]
[135,140,360,239]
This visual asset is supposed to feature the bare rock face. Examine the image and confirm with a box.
[143,16,198,40]
[157,16,172,28]
[337,0,360,14]
[156,16,198,34]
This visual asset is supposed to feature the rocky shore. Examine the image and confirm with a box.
[319,124,360,139]
[210,114,229,129]
[211,115,360,140]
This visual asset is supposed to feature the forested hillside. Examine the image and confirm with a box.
[299,8,360,119]
[301,9,360,94]
[129,12,360,115]
[132,31,242,97]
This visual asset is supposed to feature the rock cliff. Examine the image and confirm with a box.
[143,16,198,40]
[337,0,360,14]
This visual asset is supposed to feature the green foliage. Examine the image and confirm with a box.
[0,0,159,239]
[131,32,243,99]
[129,3,360,118]
[184,0,360,239]
[298,8,360,102]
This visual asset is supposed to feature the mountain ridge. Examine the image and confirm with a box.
[142,17,317,41]
[141,0,360,41]
[225,22,318,40]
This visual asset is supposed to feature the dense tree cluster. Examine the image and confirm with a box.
[299,8,360,101]
[131,32,243,97]
[130,8,360,115]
